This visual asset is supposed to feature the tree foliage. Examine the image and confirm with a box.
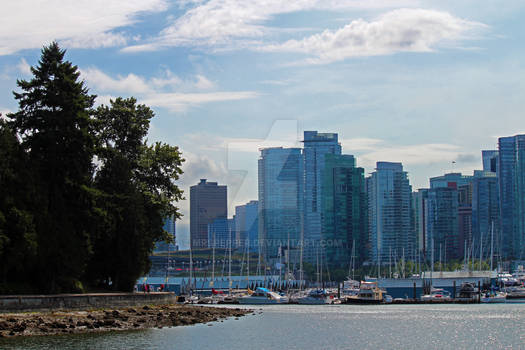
[1,43,184,294]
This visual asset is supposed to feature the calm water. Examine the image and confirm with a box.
[2,303,525,349]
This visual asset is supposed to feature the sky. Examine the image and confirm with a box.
[2,0,525,248]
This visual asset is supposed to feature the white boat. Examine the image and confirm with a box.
[345,281,384,304]
[237,287,289,305]
[296,289,330,305]
[420,288,452,301]
[481,291,507,303]
[504,286,525,299]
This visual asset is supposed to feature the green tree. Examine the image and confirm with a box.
[0,119,38,293]
[87,97,184,291]
[8,42,97,293]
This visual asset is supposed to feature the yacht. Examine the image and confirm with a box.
[344,281,384,304]
[420,288,452,301]
[237,287,289,305]
[296,289,330,305]
[504,286,525,299]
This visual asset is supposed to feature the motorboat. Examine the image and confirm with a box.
[504,286,525,299]
[237,287,289,305]
[481,291,507,303]
[296,289,330,305]
[344,281,384,304]
[420,288,452,301]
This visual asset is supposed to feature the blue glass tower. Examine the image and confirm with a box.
[302,131,341,263]
[258,147,303,263]
[498,135,525,259]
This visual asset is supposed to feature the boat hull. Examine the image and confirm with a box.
[343,297,382,305]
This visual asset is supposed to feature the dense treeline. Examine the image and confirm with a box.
[0,43,184,294]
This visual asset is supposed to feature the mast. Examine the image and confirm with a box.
[189,243,193,295]
[389,247,392,278]
[352,239,356,281]
[211,229,215,287]
[228,224,232,294]
[490,221,494,272]
[479,231,483,271]
[430,239,434,285]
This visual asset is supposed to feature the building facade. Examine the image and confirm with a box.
[498,135,525,259]
[258,147,303,264]
[367,162,414,264]
[190,179,227,249]
[427,186,459,262]
[234,200,259,252]
[302,131,341,263]
[321,154,367,268]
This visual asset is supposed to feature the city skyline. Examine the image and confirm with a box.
[2,1,525,248]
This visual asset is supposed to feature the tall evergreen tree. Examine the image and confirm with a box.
[0,119,37,293]
[87,97,184,291]
[8,42,97,292]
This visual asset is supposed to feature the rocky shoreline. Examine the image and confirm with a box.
[0,304,253,338]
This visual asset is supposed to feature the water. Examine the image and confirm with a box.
[2,303,525,349]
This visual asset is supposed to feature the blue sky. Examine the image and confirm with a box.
[2,1,525,248]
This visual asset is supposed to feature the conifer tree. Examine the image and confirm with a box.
[9,42,97,292]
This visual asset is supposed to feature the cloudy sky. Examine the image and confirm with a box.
[2,0,525,248]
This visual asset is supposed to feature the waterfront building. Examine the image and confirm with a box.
[471,170,500,256]
[430,172,473,189]
[482,150,499,173]
[303,131,342,263]
[154,216,178,252]
[427,185,459,262]
[234,200,259,252]
[190,179,227,249]
[321,154,367,268]
[367,162,414,264]
[207,217,234,249]
[258,147,303,264]
[498,135,525,259]
[412,189,429,258]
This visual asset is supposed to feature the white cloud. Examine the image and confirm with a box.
[81,68,152,95]
[262,8,486,64]
[17,59,31,75]
[0,0,168,55]
[142,91,259,112]
[81,67,258,112]
[122,0,418,52]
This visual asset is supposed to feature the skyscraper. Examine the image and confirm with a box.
[427,185,460,262]
[498,135,525,259]
[367,162,414,264]
[482,150,499,173]
[258,148,303,263]
[321,154,367,268]
[190,179,227,249]
[303,131,341,263]
[412,189,429,258]
[234,200,259,252]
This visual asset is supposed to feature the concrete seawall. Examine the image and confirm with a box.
[0,292,176,313]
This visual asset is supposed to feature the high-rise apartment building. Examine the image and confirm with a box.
[367,162,414,264]
[234,200,259,252]
[258,148,303,263]
[321,154,367,268]
[427,185,460,262]
[471,170,500,256]
[498,135,525,259]
[482,150,499,173]
[190,179,227,249]
[303,131,341,263]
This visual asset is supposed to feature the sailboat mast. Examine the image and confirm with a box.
[490,221,494,272]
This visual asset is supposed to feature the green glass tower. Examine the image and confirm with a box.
[321,154,367,269]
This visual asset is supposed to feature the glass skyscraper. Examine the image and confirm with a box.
[427,186,459,262]
[258,147,303,263]
[367,162,414,264]
[234,200,259,252]
[321,154,367,268]
[303,131,341,263]
[498,135,525,259]
[471,170,500,257]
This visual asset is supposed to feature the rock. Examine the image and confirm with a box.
[143,306,150,310]
[127,308,137,313]
[0,321,9,330]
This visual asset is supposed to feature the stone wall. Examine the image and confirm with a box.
[0,292,176,313]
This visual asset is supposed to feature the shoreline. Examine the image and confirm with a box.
[0,304,252,338]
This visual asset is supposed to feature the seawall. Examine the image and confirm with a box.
[0,292,176,313]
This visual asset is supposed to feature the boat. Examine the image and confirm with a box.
[296,289,330,305]
[344,281,384,304]
[481,290,507,303]
[456,282,479,301]
[420,288,452,301]
[504,286,525,299]
[237,287,289,305]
